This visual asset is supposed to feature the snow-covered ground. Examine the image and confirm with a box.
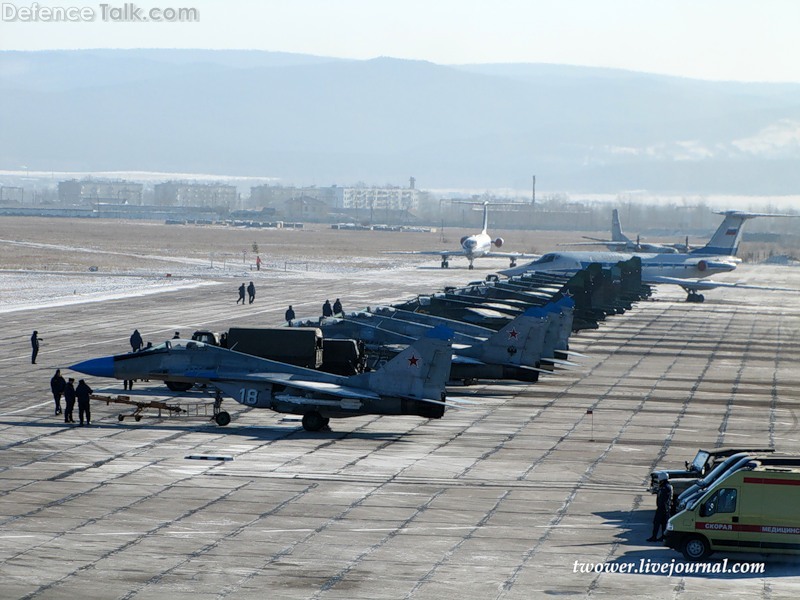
[0,272,224,314]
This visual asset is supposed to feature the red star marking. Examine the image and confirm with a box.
[507,328,519,339]
[407,355,419,367]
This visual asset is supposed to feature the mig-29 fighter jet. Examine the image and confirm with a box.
[70,327,455,432]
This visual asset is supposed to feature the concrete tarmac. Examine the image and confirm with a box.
[1,261,800,599]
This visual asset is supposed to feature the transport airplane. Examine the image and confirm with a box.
[390,202,535,269]
[562,208,681,254]
[502,211,795,302]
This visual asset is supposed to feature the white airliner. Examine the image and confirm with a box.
[391,202,536,269]
[502,210,796,302]
[561,208,681,254]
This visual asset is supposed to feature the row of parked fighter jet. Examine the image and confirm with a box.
[70,258,651,431]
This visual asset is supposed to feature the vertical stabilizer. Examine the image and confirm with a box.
[353,326,453,401]
[611,209,631,243]
[464,307,549,366]
[690,211,754,256]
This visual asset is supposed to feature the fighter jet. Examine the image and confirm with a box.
[70,327,455,432]
[316,300,577,384]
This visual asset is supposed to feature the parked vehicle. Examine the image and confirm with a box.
[665,464,800,560]
[648,446,774,493]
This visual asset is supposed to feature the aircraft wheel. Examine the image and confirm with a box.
[302,411,326,432]
[134,415,142,422]
[468,264,474,270]
[166,381,193,392]
[214,411,231,426]
[510,260,517,268]
[118,414,125,421]
[681,535,711,560]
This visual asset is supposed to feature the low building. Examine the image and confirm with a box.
[154,181,238,208]
[249,183,422,214]
[58,179,143,205]
[0,186,24,204]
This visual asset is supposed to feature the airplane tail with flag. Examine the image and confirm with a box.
[350,325,453,408]
[688,211,791,257]
[455,306,549,368]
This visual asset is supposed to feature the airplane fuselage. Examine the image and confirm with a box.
[502,251,740,281]
[461,232,493,261]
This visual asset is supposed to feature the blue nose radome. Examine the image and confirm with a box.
[70,356,115,378]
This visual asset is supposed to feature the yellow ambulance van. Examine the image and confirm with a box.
[665,465,800,560]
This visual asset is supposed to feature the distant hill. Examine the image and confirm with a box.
[1,49,799,193]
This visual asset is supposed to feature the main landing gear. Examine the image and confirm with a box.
[212,391,231,426]
[441,259,450,269]
[301,411,330,432]
[509,258,517,268]
[685,290,705,303]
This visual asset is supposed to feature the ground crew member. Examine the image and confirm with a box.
[130,329,143,352]
[647,472,673,542]
[322,299,333,318]
[76,379,93,426]
[247,281,256,304]
[256,255,262,271]
[333,298,343,315]
[63,378,76,423]
[237,283,246,304]
[31,330,42,364]
[50,369,65,415]
[285,305,296,325]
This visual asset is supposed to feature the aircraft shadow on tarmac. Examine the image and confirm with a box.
[0,419,420,443]
[594,510,800,577]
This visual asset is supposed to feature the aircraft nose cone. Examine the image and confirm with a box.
[70,356,115,378]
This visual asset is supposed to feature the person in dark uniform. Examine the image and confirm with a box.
[76,379,93,426]
[647,472,673,541]
[31,330,42,364]
[50,369,66,415]
[63,378,76,423]
[247,281,256,304]
[285,305,296,325]
[129,329,143,352]
[237,283,246,304]
[333,298,343,316]
[322,299,333,318]
[172,331,181,339]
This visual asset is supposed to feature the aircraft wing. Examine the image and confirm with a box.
[211,371,382,401]
[648,276,800,293]
[482,251,538,259]
[385,250,467,259]
[211,372,455,408]
[558,241,628,249]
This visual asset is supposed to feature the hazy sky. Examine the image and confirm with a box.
[2,0,800,82]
